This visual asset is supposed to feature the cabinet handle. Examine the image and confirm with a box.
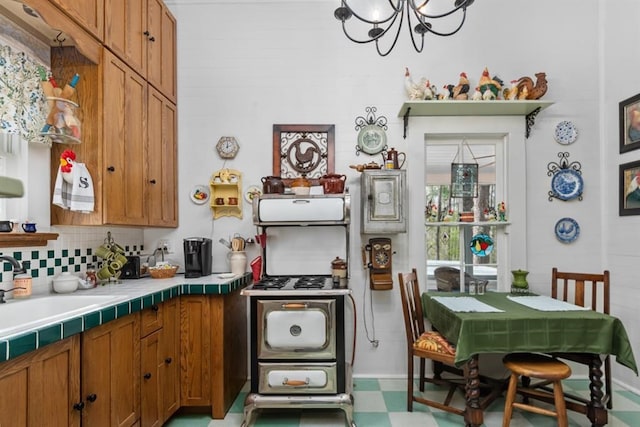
[107,166,115,172]
[149,179,157,184]
[149,36,156,42]
[165,357,172,364]
[151,304,159,311]
[86,393,97,402]
[144,30,150,36]
[144,372,152,380]
[73,402,85,411]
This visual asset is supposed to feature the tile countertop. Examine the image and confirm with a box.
[0,272,252,363]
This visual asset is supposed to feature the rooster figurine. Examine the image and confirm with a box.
[516,72,548,100]
[60,149,76,184]
[404,67,430,100]
[478,67,503,100]
[439,84,454,100]
[503,80,519,100]
[471,86,482,101]
[452,72,470,100]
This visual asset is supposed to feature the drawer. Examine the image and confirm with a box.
[140,303,163,338]
[258,362,337,394]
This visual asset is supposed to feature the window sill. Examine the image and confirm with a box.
[0,233,59,248]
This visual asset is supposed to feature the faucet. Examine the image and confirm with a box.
[147,247,165,267]
[0,255,26,303]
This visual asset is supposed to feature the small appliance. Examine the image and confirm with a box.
[184,237,212,278]
[120,255,149,279]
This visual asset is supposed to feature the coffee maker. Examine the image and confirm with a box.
[184,237,212,278]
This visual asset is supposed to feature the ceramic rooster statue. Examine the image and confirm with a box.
[503,80,519,100]
[60,149,76,184]
[452,72,470,100]
[516,72,548,100]
[471,86,482,101]
[439,84,454,100]
[404,67,430,100]
[478,67,503,100]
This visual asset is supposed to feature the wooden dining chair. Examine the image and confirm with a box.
[550,267,613,409]
[398,268,464,415]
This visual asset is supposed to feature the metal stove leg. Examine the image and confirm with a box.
[241,393,258,427]
[339,393,356,427]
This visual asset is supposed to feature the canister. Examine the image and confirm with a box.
[331,256,348,288]
[13,261,32,298]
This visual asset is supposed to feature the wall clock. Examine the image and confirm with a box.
[216,136,239,159]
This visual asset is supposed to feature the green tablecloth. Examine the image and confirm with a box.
[422,291,638,375]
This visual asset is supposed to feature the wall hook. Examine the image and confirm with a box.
[54,32,66,45]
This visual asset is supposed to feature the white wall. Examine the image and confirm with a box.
[157,0,637,389]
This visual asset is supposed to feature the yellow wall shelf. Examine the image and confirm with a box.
[210,168,242,219]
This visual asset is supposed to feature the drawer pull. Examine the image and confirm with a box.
[86,393,97,403]
[281,303,308,309]
[144,372,152,380]
[282,377,309,386]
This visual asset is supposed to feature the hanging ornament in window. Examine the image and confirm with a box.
[450,141,479,198]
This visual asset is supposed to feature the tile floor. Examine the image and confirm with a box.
[165,377,640,427]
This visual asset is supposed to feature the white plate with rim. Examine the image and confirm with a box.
[554,121,578,145]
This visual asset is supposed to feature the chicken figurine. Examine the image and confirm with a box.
[439,84,454,100]
[404,67,430,100]
[503,80,519,100]
[60,149,76,184]
[471,86,483,101]
[452,72,470,100]
[478,67,503,100]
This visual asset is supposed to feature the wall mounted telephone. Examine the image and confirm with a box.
[362,237,393,290]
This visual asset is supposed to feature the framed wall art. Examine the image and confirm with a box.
[272,124,335,185]
[619,159,640,216]
[619,93,640,153]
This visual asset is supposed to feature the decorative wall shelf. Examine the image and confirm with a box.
[425,221,511,227]
[0,233,59,248]
[210,168,242,219]
[397,100,554,139]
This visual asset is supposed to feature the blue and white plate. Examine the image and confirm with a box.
[554,121,578,145]
[555,217,580,243]
[551,169,583,201]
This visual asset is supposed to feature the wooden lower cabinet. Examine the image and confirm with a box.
[180,289,247,418]
[81,313,141,427]
[140,299,180,427]
[0,336,80,427]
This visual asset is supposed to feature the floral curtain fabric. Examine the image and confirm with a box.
[0,43,48,144]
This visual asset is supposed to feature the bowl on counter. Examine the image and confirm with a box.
[52,272,80,293]
[148,265,179,279]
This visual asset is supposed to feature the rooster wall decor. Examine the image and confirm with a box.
[273,124,335,184]
[59,149,76,184]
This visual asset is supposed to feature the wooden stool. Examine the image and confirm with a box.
[502,353,571,427]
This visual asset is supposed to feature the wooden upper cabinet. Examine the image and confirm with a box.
[147,0,177,102]
[49,0,105,41]
[147,87,178,227]
[102,50,148,226]
[104,0,147,78]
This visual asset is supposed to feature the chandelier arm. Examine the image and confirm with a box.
[423,9,467,37]
[409,0,471,19]
[405,9,426,52]
[376,8,405,56]
[341,0,402,25]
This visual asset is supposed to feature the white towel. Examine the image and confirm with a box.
[52,162,95,213]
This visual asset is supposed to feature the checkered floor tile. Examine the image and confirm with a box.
[165,378,640,426]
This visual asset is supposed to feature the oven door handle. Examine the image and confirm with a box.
[281,302,308,309]
[282,377,310,386]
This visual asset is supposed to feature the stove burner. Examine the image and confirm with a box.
[293,276,326,289]
[252,277,289,289]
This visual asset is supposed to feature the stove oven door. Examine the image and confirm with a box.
[257,299,336,360]
[258,362,337,394]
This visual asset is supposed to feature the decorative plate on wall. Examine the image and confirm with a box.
[551,168,584,201]
[190,185,210,204]
[555,217,580,243]
[554,121,578,145]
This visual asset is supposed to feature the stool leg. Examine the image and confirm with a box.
[502,373,518,427]
[552,380,568,427]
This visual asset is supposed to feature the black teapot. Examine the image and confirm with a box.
[261,176,285,194]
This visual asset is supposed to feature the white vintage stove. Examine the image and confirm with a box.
[240,193,355,427]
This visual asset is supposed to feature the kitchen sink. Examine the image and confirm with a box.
[0,294,129,337]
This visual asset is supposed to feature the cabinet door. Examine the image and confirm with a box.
[104,0,147,77]
[141,330,162,427]
[103,50,148,226]
[141,303,163,338]
[161,297,180,422]
[49,0,105,41]
[147,87,178,227]
[147,0,177,102]
[82,314,141,427]
[0,337,80,427]
[180,295,211,406]
[360,170,407,233]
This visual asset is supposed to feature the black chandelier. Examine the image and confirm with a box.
[334,0,474,57]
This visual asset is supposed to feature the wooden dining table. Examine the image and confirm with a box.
[422,291,638,427]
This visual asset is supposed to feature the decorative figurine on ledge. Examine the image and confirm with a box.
[503,79,520,100]
[425,201,439,222]
[497,201,507,221]
[516,72,548,100]
[478,67,503,100]
[404,67,430,100]
[484,206,497,221]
